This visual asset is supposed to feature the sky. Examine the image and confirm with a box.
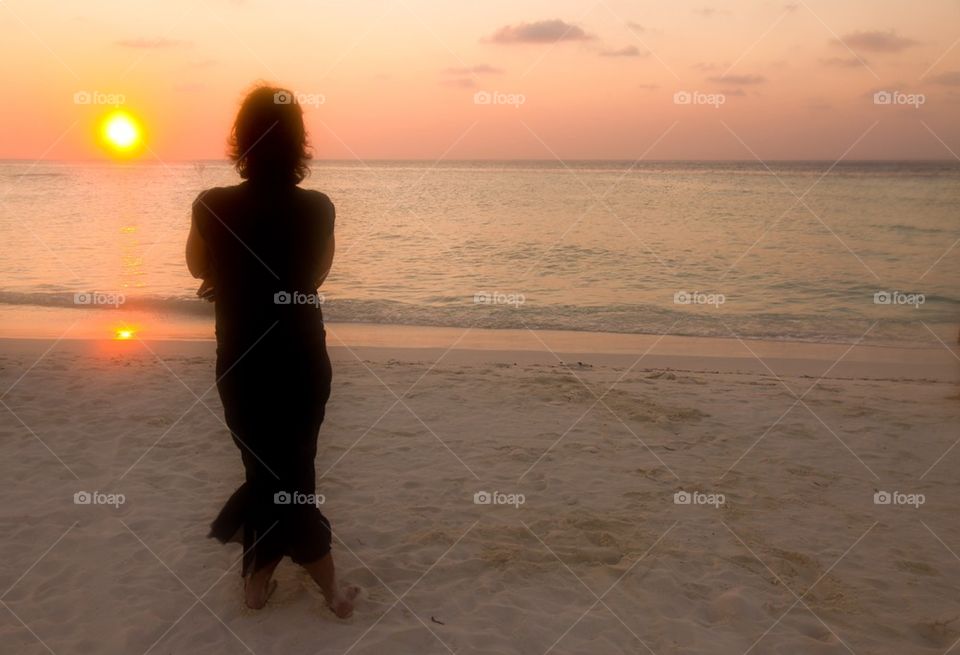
[1,0,959,161]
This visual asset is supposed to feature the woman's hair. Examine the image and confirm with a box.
[229,84,312,184]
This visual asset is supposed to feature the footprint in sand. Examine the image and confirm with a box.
[895,560,938,576]
[914,616,960,648]
[646,371,676,380]
[705,586,769,624]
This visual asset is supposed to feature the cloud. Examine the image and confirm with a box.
[115,37,191,48]
[441,78,476,88]
[625,21,663,36]
[599,45,646,57]
[820,56,868,68]
[694,7,731,17]
[708,74,766,85]
[929,71,960,86]
[833,30,918,53]
[443,64,503,75]
[719,88,747,97]
[486,19,593,44]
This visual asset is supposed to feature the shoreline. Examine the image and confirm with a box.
[2,322,956,382]
[1,303,956,352]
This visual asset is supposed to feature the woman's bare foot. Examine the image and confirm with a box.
[303,553,358,618]
[329,585,360,619]
[245,579,277,610]
[244,559,280,609]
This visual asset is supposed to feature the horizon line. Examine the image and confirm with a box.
[2,158,959,164]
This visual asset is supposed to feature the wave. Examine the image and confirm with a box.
[869,223,951,235]
[0,291,213,316]
[0,290,955,346]
[0,172,66,178]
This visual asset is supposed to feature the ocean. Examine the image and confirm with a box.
[0,160,957,345]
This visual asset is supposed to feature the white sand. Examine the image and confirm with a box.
[0,326,958,654]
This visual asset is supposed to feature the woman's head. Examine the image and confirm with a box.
[229,84,311,184]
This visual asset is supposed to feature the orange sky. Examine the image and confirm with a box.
[1,0,958,161]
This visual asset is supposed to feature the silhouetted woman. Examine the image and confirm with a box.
[186,84,356,616]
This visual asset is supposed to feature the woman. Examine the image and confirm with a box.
[185,84,356,617]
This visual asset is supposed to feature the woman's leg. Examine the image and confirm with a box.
[244,556,281,609]
[214,350,287,600]
[295,340,359,617]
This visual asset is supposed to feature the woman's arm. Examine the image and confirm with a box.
[186,196,210,279]
[185,221,209,279]
[314,233,335,288]
[313,194,336,288]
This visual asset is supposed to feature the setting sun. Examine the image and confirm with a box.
[100,111,141,154]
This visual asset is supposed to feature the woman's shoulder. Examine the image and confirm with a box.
[193,184,243,211]
[295,188,335,238]
[297,187,334,213]
[295,188,335,230]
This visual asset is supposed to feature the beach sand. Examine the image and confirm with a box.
[0,325,958,654]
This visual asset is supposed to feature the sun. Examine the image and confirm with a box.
[100,111,142,154]
[114,326,136,340]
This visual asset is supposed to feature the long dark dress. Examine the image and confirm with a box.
[195,180,335,576]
